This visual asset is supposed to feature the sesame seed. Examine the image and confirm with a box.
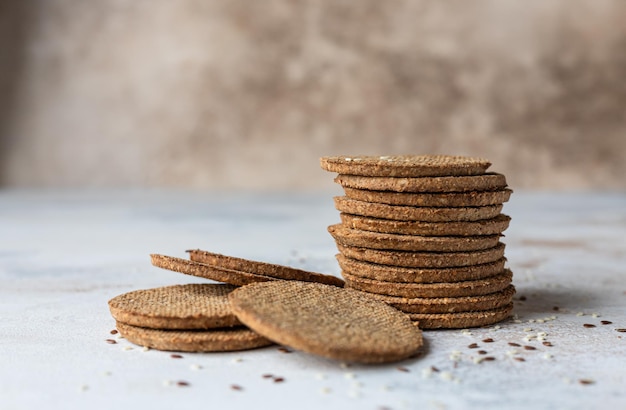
[543,341,553,347]
[483,357,496,361]
[273,377,285,383]
[543,353,553,360]
[468,343,479,349]
[230,384,243,391]
[431,366,440,372]
[105,339,117,344]
[616,329,626,333]
[122,346,133,351]
[514,357,526,362]
[277,347,292,353]
[162,380,174,387]
[477,350,487,355]
[524,346,537,350]
[592,313,600,318]
[231,358,243,363]
[262,374,273,379]
[177,381,190,387]
[396,367,410,373]
[583,324,596,328]
[142,346,150,352]
[576,312,585,317]
[110,329,118,335]
[508,342,521,347]
[190,364,202,371]
[170,354,183,359]
[579,379,595,385]
[482,338,494,343]
[523,328,533,332]
[440,371,454,381]
[601,320,613,325]
[344,373,356,379]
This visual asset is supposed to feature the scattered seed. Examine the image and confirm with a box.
[230,384,243,391]
[616,329,626,333]
[262,374,273,379]
[320,387,332,394]
[273,377,285,383]
[508,342,521,347]
[231,358,243,363]
[477,350,487,355]
[523,328,533,332]
[468,343,479,349]
[122,346,133,351]
[583,324,596,328]
[601,320,613,325]
[105,339,117,344]
[482,338,494,343]
[483,357,496,361]
[177,381,190,387]
[576,312,585,317]
[190,364,202,371]
[110,329,118,335]
[543,353,553,360]
[344,373,356,379]
[543,341,553,347]
[524,346,537,350]
[431,366,440,372]
[519,296,527,301]
[579,379,595,385]
[397,367,410,373]
[277,347,291,353]
[552,306,560,311]
[171,354,183,359]
[592,313,600,318]
[142,346,150,352]
[514,357,526,362]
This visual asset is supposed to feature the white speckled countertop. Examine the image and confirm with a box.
[1,190,625,410]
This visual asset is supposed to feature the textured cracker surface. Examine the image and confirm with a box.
[336,254,507,283]
[320,155,491,177]
[336,242,506,268]
[335,197,503,222]
[187,249,344,287]
[342,269,513,298]
[108,284,240,329]
[229,281,423,364]
[335,173,508,193]
[339,213,510,236]
[115,321,273,352]
[343,187,512,207]
[408,303,514,329]
[328,223,500,252]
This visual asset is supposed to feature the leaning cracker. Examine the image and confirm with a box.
[115,321,273,352]
[335,197,503,222]
[336,254,507,283]
[407,303,514,329]
[187,249,344,287]
[343,187,512,207]
[229,281,423,364]
[342,269,513,298]
[328,223,500,252]
[151,254,274,286]
[108,284,240,330]
[320,155,491,177]
[335,173,507,193]
[336,242,506,268]
[363,285,516,314]
[340,213,511,236]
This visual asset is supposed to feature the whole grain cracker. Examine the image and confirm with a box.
[342,269,513,298]
[320,155,491,177]
[407,303,514,329]
[339,213,510,236]
[151,254,274,286]
[186,249,344,287]
[336,254,507,283]
[335,173,507,193]
[363,285,516,314]
[336,242,506,268]
[328,223,500,252]
[108,284,240,329]
[115,321,273,352]
[335,197,503,222]
[229,281,423,364]
[343,187,512,207]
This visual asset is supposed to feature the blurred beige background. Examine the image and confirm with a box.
[1,0,625,191]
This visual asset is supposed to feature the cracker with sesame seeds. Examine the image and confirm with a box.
[342,269,513,298]
[328,223,500,252]
[320,155,491,177]
[334,197,503,222]
[115,321,273,352]
[342,187,512,207]
[339,213,511,236]
[334,173,508,193]
[186,249,344,287]
[407,303,514,329]
[108,284,241,330]
[229,281,423,364]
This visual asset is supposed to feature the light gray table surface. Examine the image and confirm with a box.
[1,189,625,410]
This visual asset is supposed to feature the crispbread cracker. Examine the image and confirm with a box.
[320,155,491,177]
[229,281,423,364]
[335,197,503,222]
[115,321,273,352]
[336,254,507,283]
[186,249,344,287]
[328,223,500,252]
[108,284,240,329]
[343,187,512,207]
[151,254,275,286]
[342,269,513,298]
[335,173,508,193]
[363,285,516,314]
[339,213,511,236]
[407,303,514,329]
[336,242,506,268]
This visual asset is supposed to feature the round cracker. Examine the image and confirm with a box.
[343,187,512,207]
[407,303,514,329]
[115,321,273,352]
[151,254,275,286]
[335,173,508,193]
[336,242,506,268]
[108,284,240,330]
[228,281,423,364]
[342,269,513,298]
[363,285,516,314]
[186,249,344,287]
[334,197,503,222]
[339,213,511,236]
[328,223,500,252]
[320,155,491,177]
[336,254,507,283]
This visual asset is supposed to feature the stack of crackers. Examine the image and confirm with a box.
[321,155,515,329]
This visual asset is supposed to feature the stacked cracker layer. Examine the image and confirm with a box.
[321,155,515,329]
